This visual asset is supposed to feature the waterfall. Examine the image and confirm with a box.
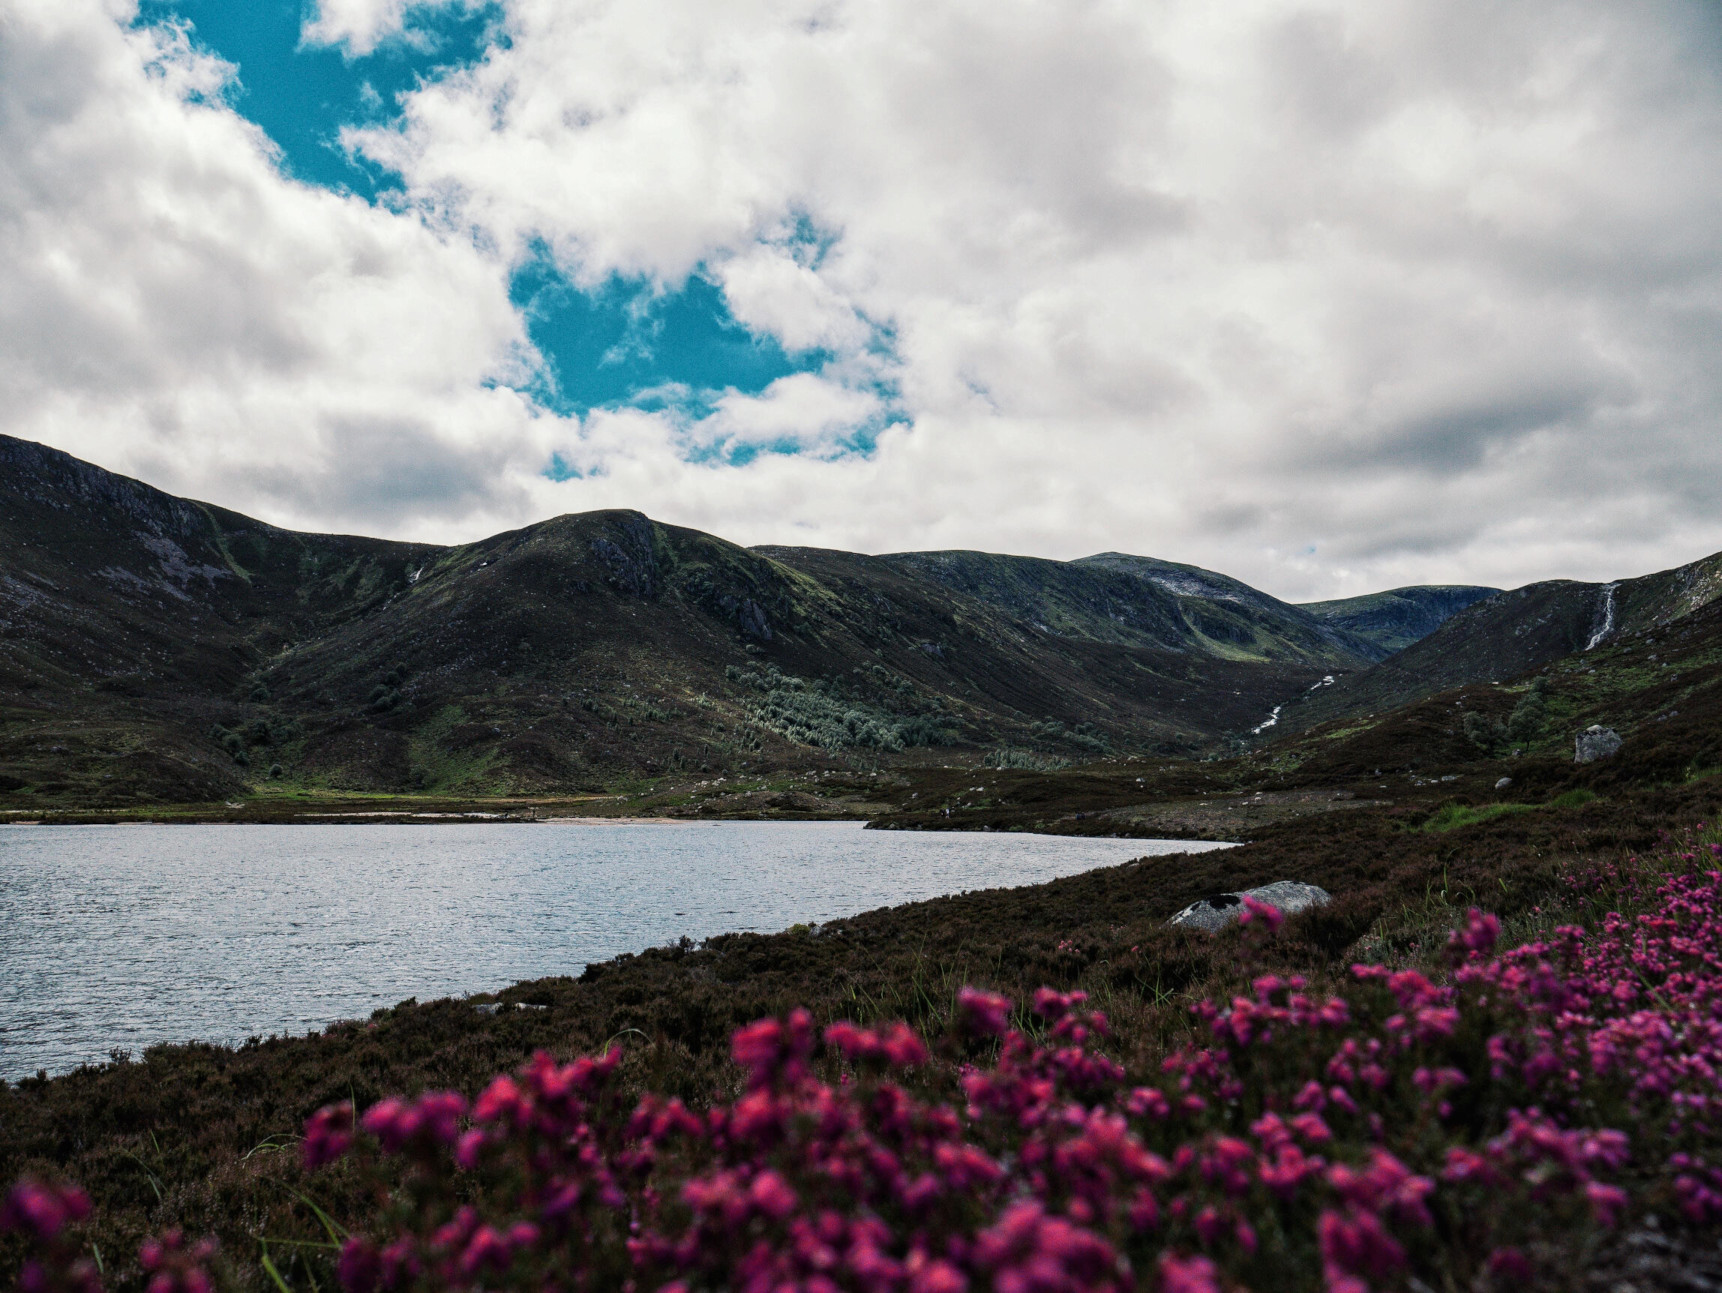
[1585,582,1619,651]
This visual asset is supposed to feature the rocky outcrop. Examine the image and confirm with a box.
[1575,725,1623,763]
[1167,880,1332,933]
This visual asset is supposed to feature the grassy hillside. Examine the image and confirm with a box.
[862,548,1379,665]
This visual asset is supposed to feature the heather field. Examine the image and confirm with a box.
[5,788,1722,1291]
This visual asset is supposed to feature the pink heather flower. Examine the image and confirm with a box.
[1586,1182,1629,1227]
[1413,1006,1461,1042]
[1,1179,91,1242]
[1238,894,1284,931]
[1442,1147,1496,1185]
[881,1021,930,1068]
[1251,1111,1291,1148]
[1319,1207,1406,1283]
[908,1258,968,1293]
[1293,1080,1328,1112]
[1328,1150,1434,1228]
[1235,1217,1258,1255]
[1259,1143,1326,1198]
[337,1237,381,1293]
[360,1091,468,1153]
[731,1009,815,1088]
[138,1228,219,1293]
[974,1201,1119,1292]
[933,1143,1005,1190]
[1127,1087,1171,1119]
[749,1170,799,1221]
[1200,1138,1255,1196]
[1448,908,1501,961]
[956,987,1013,1037]
[454,1129,487,1171]
[824,1020,883,1061]
[302,1101,355,1170]
[1156,1251,1222,1293]
[1031,987,1088,1022]
[415,1092,467,1146]
[1193,1205,1227,1246]
[457,1225,513,1279]
[473,1074,528,1126]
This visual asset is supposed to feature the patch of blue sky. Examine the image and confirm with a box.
[133,0,502,200]
[510,254,833,418]
[517,256,906,477]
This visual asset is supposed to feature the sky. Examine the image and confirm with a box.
[4,0,1722,601]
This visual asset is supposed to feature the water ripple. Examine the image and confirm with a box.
[0,821,1229,1078]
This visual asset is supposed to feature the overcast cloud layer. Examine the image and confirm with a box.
[4,0,1722,600]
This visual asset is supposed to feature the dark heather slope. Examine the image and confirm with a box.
[1279,550,1722,736]
[1,436,1338,804]
[0,435,436,801]
[869,548,1379,668]
[1298,586,1500,658]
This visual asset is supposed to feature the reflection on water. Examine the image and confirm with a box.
[0,821,1231,1077]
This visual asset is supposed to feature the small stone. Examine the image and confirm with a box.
[1495,777,1512,790]
[1574,725,1622,763]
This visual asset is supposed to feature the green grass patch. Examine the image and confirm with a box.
[1421,801,1537,833]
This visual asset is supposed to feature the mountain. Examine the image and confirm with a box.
[1298,586,1499,657]
[1276,551,1722,736]
[869,549,1381,665]
[0,434,1501,806]
[0,436,1320,803]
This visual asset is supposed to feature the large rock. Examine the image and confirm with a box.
[1167,880,1333,933]
[1575,725,1623,763]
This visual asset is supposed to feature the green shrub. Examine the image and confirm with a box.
[984,747,1070,771]
[1504,688,1547,744]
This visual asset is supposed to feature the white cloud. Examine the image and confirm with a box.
[6,0,1722,600]
[0,0,560,537]
[713,246,871,355]
[301,0,482,57]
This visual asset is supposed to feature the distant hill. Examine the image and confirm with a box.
[1299,586,1500,657]
[868,549,1382,666]
[1277,552,1722,736]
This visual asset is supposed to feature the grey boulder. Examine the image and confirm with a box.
[1167,880,1332,933]
[1574,725,1623,763]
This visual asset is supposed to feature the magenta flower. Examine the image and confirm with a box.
[302,1101,355,1170]
[1238,893,1283,931]
[138,1228,218,1293]
[956,987,1013,1037]
[1156,1251,1221,1293]
[1,1179,90,1243]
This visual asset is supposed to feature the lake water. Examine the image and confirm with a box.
[0,821,1232,1079]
